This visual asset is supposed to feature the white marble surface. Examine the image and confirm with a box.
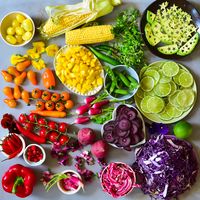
[0,0,200,200]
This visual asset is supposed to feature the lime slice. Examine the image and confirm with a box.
[165,103,182,118]
[159,71,172,83]
[144,89,156,97]
[140,96,152,113]
[140,76,155,92]
[158,110,173,121]
[168,91,179,106]
[149,61,165,70]
[140,66,148,78]
[144,69,160,85]
[147,96,165,113]
[169,81,177,95]
[173,69,185,85]
[154,82,171,97]
[179,72,193,88]
[136,88,144,99]
[162,61,180,77]
[173,108,183,118]
[176,89,195,108]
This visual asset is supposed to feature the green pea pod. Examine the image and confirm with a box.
[109,82,116,94]
[126,74,139,89]
[114,89,129,95]
[118,72,130,87]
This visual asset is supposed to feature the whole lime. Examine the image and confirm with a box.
[173,121,192,139]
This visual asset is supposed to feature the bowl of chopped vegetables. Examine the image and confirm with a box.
[0,11,35,47]
[54,45,104,96]
[104,65,139,100]
[140,0,200,59]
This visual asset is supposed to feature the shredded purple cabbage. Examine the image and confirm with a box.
[135,135,198,200]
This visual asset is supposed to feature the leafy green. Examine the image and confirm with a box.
[112,8,145,68]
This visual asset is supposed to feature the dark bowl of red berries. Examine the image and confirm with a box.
[23,144,46,166]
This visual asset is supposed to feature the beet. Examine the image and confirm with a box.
[118,137,131,147]
[116,129,130,137]
[130,124,139,135]
[104,121,115,131]
[118,119,131,131]
[91,140,108,159]
[103,131,115,143]
[127,110,137,120]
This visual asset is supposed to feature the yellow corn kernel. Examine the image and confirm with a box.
[97,77,103,85]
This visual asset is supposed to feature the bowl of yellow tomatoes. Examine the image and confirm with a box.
[0,11,35,47]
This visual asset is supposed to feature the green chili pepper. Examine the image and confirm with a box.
[114,89,129,95]
[87,46,121,66]
[117,72,130,87]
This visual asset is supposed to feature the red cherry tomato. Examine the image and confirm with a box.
[58,135,69,145]
[48,131,59,143]
[38,118,47,126]
[23,122,33,131]
[48,121,58,130]
[28,113,38,122]
[19,114,28,123]
[58,122,69,133]
[39,128,48,138]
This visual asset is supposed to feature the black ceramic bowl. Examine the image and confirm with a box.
[140,0,200,59]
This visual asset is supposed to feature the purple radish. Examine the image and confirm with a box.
[74,116,90,124]
[103,121,115,131]
[118,119,131,131]
[127,110,137,120]
[103,131,115,143]
[91,140,108,158]
[116,129,130,137]
[88,108,102,115]
[77,128,96,145]
[92,100,109,109]
[76,104,90,115]
[84,96,96,104]
[117,113,128,121]
[118,137,131,147]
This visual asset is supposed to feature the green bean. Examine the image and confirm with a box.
[114,89,129,95]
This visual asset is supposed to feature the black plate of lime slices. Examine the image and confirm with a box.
[140,0,200,59]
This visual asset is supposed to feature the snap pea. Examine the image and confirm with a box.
[109,82,116,94]
[87,46,121,66]
[126,74,139,89]
[114,89,129,95]
[117,72,130,87]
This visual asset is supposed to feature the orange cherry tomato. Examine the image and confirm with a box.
[51,93,60,102]
[60,91,70,101]
[32,88,42,99]
[42,68,56,90]
[27,70,37,85]
[45,100,55,111]
[3,86,14,99]
[55,102,65,111]
[41,91,51,101]
[4,99,17,108]
[36,101,45,111]
[65,100,74,109]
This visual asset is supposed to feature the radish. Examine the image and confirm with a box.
[92,100,109,109]
[76,104,91,115]
[74,117,90,124]
[77,128,96,145]
[88,108,102,115]
[91,140,108,158]
[84,96,96,104]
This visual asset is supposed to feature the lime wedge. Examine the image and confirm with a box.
[140,96,152,113]
[173,69,185,85]
[169,81,177,95]
[176,89,195,108]
[154,82,171,97]
[159,71,172,83]
[144,69,160,85]
[179,72,193,88]
[147,96,165,113]
[162,61,180,77]
[136,88,144,99]
[141,77,155,92]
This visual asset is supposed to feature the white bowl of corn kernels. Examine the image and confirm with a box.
[0,11,35,47]
[54,45,104,96]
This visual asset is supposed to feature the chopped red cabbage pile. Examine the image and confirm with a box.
[135,135,198,200]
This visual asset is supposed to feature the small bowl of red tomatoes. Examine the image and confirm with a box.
[23,144,46,166]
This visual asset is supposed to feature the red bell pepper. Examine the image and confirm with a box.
[2,164,36,198]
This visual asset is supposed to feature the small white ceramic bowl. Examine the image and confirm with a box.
[57,170,82,195]
[104,65,139,101]
[0,11,35,47]
[101,104,146,149]
[23,144,46,166]
[0,134,26,158]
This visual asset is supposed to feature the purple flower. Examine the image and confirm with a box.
[148,123,170,135]
[40,170,54,186]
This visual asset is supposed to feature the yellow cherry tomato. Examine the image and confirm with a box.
[21,19,33,32]
[16,14,26,23]
[22,32,32,41]
[15,27,25,35]
[6,35,17,44]
[12,19,20,27]
[7,27,15,35]
[15,35,23,43]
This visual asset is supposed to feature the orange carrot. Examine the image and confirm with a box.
[31,110,67,118]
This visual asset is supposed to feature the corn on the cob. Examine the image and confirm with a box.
[65,25,114,45]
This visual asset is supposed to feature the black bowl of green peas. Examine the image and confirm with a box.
[104,65,140,100]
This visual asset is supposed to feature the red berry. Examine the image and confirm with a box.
[58,135,69,145]
[58,122,69,133]
[28,113,38,122]
[38,118,47,126]
[19,114,28,123]
[48,121,58,130]
[48,131,59,143]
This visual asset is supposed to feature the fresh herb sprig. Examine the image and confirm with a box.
[112,8,145,68]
